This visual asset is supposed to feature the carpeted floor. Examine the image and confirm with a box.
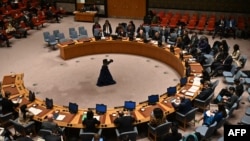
[1,15,250,141]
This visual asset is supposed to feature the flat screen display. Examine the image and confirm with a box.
[180,77,188,86]
[148,94,159,105]
[167,86,177,96]
[124,101,136,111]
[69,102,78,114]
[96,104,107,114]
[45,98,53,109]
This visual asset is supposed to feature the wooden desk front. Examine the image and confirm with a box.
[74,11,96,22]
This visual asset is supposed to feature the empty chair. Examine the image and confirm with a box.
[43,31,50,45]
[222,64,238,77]
[70,30,79,40]
[147,121,172,141]
[175,107,198,130]
[79,128,102,141]
[195,121,217,139]
[224,70,245,84]
[79,27,88,37]
[215,116,228,133]
[115,126,138,141]
[58,32,69,42]
[48,35,58,50]
[69,27,76,36]
[53,30,60,40]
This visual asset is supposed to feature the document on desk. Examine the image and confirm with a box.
[193,77,201,86]
[28,107,42,115]
[188,85,200,93]
[94,115,100,121]
[56,115,66,121]
[185,92,194,96]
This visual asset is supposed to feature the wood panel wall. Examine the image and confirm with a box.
[107,0,146,19]
[148,0,249,13]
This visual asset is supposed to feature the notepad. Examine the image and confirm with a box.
[188,85,200,93]
[28,107,42,115]
[56,115,66,121]
[185,92,194,96]
[94,115,100,121]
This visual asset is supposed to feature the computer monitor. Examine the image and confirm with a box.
[167,86,177,97]
[148,94,159,105]
[124,101,136,111]
[69,102,78,114]
[29,90,35,102]
[180,77,188,87]
[45,98,53,109]
[96,104,107,114]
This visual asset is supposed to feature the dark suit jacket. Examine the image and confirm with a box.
[114,116,135,133]
[172,98,192,114]
[102,23,112,36]
[44,135,61,141]
[225,94,238,110]
[1,97,18,114]
[235,83,244,97]
[82,118,100,132]
[41,121,62,134]
[196,87,213,100]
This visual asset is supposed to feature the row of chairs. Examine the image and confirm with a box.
[42,27,89,50]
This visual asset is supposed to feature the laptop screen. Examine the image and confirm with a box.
[69,102,78,114]
[148,94,159,105]
[167,86,177,97]
[45,98,53,109]
[124,101,136,111]
[96,104,107,114]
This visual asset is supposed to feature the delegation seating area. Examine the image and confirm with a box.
[0,0,66,46]
[144,10,250,38]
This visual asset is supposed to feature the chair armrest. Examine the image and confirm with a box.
[0,112,13,118]
[176,112,185,118]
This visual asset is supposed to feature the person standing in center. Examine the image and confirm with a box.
[96,59,116,87]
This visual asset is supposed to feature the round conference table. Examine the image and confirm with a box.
[1,37,203,129]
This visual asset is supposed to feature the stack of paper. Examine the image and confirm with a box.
[94,115,100,121]
[56,115,66,121]
[185,92,194,96]
[28,107,42,115]
[188,85,200,93]
[193,77,202,86]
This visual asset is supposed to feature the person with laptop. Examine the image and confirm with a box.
[114,111,135,134]
[213,86,235,104]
